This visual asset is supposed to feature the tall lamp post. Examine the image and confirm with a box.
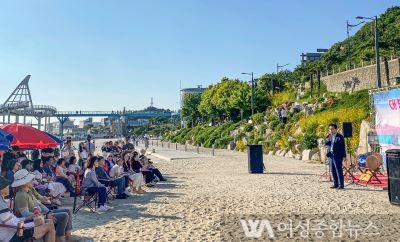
[356,15,381,88]
[276,63,289,90]
[241,72,254,116]
[346,20,364,69]
[277,63,289,74]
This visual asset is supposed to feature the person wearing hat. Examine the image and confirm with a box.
[0,176,56,242]
[12,169,76,242]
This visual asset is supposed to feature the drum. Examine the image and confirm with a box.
[366,155,381,171]
[357,152,374,167]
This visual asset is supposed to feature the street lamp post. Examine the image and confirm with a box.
[356,15,381,88]
[241,72,254,116]
[276,63,289,74]
[276,63,289,90]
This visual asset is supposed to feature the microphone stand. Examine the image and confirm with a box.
[320,144,332,182]
[343,137,359,185]
[320,134,332,182]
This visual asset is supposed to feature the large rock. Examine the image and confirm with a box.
[294,154,302,160]
[295,144,303,153]
[294,126,303,136]
[319,146,328,163]
[311,152,321,162]
[357,120,373,155]
[317,138,325,147]
[265,129,273,136]
[227,141,235,150]
[277,149,288,157]
[285,150,294,158]
[302,148,319,161]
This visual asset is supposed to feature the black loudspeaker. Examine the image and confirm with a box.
[343,122,352,138]
[247,145,264,174]
[386,149,400,205]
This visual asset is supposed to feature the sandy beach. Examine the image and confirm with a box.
[67,142,400,241]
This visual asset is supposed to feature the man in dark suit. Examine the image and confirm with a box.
[326,123,346,189]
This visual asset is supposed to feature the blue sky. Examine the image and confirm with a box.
[0,0,398,113]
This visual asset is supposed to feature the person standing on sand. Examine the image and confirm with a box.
[325,123,346,189]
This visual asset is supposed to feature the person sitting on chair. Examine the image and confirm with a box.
[42,152,76,197]
[12,169,77,242]
[95,156,128,199]
[0,176,56,242]
[81,157,114,212]
[325,123,346,189]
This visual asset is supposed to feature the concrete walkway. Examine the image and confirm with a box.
[136,142,213,161]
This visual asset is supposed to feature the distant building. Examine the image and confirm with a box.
[79,117,93,128]
[180,85,206,107]
[49,118,75,134]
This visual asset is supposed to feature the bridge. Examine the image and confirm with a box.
[53,111,178,118]
[0,76,180,138]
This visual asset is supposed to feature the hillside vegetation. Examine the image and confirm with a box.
[162,7,398,155]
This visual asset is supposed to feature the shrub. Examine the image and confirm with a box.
[253,135,264,145]
[268,120,280,130]
[243,124,254,132]
[251,113,265,125]
[291,112,304,122]
[301,132,318,149]
[275,123,285,131]
[258,124,267,135]
[236,140,247,152]
[215,137,232,149]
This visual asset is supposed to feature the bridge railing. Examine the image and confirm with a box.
[32,105,57,111]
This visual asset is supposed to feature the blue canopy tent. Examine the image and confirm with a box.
[44,132,64,145]
[0,128,14,151]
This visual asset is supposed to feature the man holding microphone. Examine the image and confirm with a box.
[326,123,346,189]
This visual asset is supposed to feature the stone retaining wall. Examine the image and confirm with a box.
[321,59,400,92]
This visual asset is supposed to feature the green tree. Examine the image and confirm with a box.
[181,93,202,127]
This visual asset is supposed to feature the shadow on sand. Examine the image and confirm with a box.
[69,178,184,231]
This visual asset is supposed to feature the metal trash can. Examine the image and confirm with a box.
[247,145,264,173]
[386,149,400,205]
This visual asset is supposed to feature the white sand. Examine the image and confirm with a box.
[67,147,400,241]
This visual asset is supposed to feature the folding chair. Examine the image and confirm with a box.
[98,179,117,202]
[359,155,383,184]
[72,170,98,214]
[342,157,358,182]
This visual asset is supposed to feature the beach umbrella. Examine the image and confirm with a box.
[44,131,64,145]
[0,123,58,149]
[0,128,14,151]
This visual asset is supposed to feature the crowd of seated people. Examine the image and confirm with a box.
[0,135,168,241]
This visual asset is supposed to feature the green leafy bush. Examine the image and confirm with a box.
[275,123,285,131]
[215,137,232,148]
[243,124,254,132]
[251,113,265,125]
[268,120,280,130]
[301,132,318,149]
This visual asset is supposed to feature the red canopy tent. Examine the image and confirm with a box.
[0,123,58,149]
